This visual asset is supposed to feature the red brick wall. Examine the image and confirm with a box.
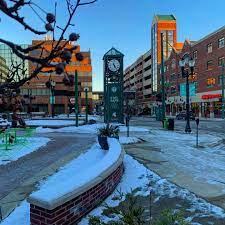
[30,163,124,225]
[162,26,225,97]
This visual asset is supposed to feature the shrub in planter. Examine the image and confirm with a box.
[97,124,120,150]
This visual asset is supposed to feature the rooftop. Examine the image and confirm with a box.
[155,15,176,21]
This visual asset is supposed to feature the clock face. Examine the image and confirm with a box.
[108,59,120,72]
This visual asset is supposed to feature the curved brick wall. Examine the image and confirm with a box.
[28,139,124,225]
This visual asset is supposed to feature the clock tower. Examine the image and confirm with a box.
[103,48,124,124]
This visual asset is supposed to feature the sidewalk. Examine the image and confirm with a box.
[0,132,95,220]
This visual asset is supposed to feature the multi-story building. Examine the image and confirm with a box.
[0,56,8,83]
[92,91,104,114]
[0,44,29,79]
[163,25,225,118]
[124,49,154,114]
[151,15,183,93]
[20,39,92,115]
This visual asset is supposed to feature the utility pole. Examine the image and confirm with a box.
[222,64,225,119]
[74,70,79,127]
[160,32,166,121]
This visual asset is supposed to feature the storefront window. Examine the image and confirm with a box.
[206,78,216,87]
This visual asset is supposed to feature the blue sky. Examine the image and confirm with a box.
[1,0,225,91]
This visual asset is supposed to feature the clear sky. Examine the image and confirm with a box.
[1,0,225,91]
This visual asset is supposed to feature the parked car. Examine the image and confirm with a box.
[176,111,195,120]
[0,117,10,128]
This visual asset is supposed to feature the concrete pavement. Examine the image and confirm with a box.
[0,132,95,220]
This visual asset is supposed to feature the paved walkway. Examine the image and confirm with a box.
[122,139,225,224]
[0,132,95,219]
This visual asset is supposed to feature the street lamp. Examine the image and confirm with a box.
[84,87,89,124]
[221,64,225,119]
[179,57,195,133]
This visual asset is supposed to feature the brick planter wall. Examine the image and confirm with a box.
[30,163,124,225]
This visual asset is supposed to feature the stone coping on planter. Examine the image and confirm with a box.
[28,138,124,210]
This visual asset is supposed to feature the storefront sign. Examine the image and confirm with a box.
[201,94,222,100]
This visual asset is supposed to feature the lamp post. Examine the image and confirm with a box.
[50,80,56,118]
[74,70,79,127]
[179,57,195,133]
[84,87,89,124]
[221,64,225,119]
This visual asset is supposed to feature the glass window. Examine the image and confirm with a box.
[206,78,216,87]
[170,73,176,81]
[207,60,213,70]
[207,43,213,53]
[193,51,197,59]
[171,59,176,70]
[218,57,225,66]
[218,75,223,85]
[218,38,225,48]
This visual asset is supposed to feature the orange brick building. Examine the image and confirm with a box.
[20,39,92,115]
[151,15,183,93]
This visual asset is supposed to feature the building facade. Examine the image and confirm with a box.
[151,15,183,93]
[163,26,225,118]
[124,50,154,114]
[0,44,29,79]
[92,91,103,114]
[0,56,8,83]
[20,40,92,115]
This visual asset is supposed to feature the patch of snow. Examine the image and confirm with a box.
[2,155,225,225]
[119,136,140,144]
[35,123,149,134]
[0,137,50,165]
[0,201,29,225]
[29,138,122,204]
[146,129,225,190]
[26,120,76,126]
[79,155,225,224]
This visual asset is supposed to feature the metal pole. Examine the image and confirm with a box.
[185,71,191,133]
[75,70,79,127]
[222,65,225,119]
[51,86,54,118]
[196,124,199,148]
[160,33,166,121]
[85,89,88,124]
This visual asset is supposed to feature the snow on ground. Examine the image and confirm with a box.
[119,136,140,144]
[147,129,225,189]
[0,137,49,165]
[36,123,149,134]
[2,154,225,225]
[79,154,225,224]
[26,119,77,126]
[30,138,121,204]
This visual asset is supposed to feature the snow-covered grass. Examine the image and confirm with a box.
[0,137,49,165]
[2,154,225,225]
[36,123,149,134]
[119,136,140,144]
[29,138,122,205]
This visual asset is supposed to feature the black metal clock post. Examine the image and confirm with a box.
[103,48,124,124]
